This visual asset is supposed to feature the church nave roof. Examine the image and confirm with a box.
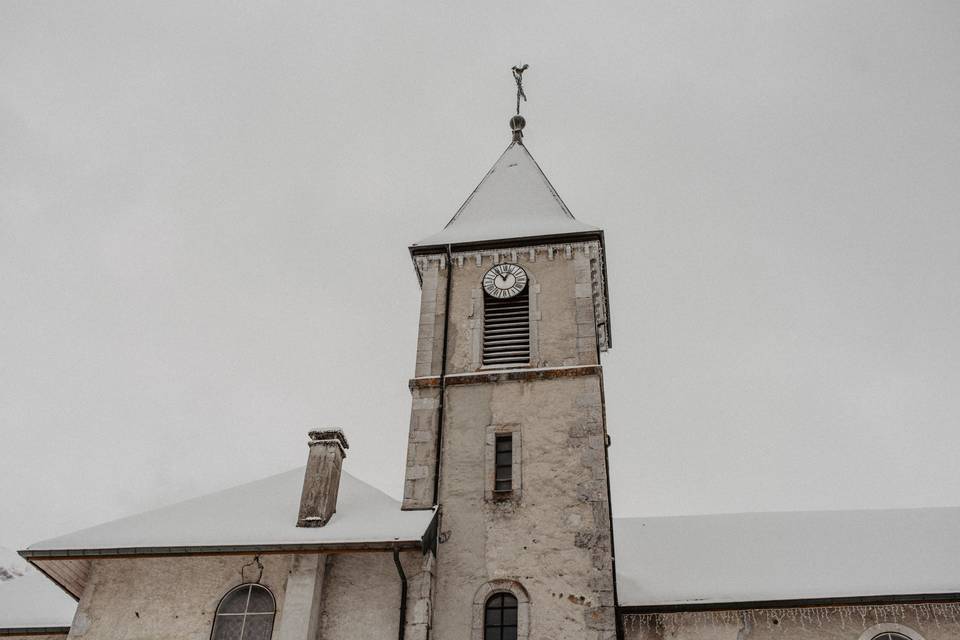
[614,506,960,609]
[24,468,434,557]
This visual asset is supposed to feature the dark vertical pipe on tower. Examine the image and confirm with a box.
[596,328,625,640]
[431,245,453,507]
[393,546,408,640]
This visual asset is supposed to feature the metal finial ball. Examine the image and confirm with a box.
[510,115,526,132]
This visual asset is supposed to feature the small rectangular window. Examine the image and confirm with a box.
[494,434,513,492]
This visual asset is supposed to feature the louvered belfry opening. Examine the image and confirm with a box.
[483,286,530,366]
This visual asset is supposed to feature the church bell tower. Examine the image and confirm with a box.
[402,77,617,639]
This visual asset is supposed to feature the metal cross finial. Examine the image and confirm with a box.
[512,64,529,115]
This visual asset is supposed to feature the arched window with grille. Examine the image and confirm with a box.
[211,584,276,640]
[484,592,518,640]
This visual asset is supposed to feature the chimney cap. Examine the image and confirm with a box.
[308,428,349,452]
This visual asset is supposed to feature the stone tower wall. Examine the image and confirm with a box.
[402,240,608,510]
[432,374,616,640]
[405,240,616,639]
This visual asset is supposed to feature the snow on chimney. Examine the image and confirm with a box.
[297,429,349,528]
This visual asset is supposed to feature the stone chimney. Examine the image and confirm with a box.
[297,429,349,527]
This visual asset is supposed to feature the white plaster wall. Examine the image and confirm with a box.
[66,555,291,640]
[317,552,400,639]
[64,552,416,640]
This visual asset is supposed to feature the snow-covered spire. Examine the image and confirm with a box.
[411,65,602,251]
[410,141,601,250]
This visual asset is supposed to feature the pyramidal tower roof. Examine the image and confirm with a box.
[411,136,601,251]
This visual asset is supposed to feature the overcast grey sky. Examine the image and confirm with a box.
[3,1,959,551]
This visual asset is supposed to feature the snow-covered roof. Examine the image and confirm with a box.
[0,549,75,631]
[411,141,600,250]
[614,507,960,608]
[25,468,434,555]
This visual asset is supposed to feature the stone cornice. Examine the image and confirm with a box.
[408,365,602,390]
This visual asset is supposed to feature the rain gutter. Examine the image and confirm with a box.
[0,627,72,637]
[617,592,960,615]
[20,538,425,561]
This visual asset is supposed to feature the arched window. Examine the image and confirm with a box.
[484,592,518,640]
[211,584,276,640]
[858,624,926,640]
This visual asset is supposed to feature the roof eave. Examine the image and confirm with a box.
[22,501,438,601]
[23,536,432,602]
[617,591,960,614]
[409,228,603,257]
[20,537,427,561]
[0,627,72,637]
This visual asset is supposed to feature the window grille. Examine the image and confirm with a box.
[494,435,513,493]
[484,592,518,640]
[483,287,530,366]
[872,635,911,640]
[211,584,276,640]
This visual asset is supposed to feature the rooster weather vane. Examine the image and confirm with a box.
[512,64,529,115]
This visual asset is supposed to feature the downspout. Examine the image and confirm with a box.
[596,331,625,640]
[393,546,408,640]
[431,245,453,506]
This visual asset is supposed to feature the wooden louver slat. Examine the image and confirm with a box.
[483,288,530,366]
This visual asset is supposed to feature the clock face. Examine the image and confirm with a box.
[482,263,528,299]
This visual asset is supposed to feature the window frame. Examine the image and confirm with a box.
[858,624,926,640]
[485,427,521,501]
[480,284,531,369]
[494,434,513,493]
[484,591,519,640]
[210,583,276,640]
[469,275,540,372]
[471,580,530,640]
